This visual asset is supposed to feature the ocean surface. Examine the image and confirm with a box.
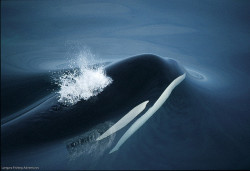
[1,0,250,170]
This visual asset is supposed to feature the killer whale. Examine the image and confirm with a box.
[1,54,186,159]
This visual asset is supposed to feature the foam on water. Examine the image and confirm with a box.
[57,51,113,106]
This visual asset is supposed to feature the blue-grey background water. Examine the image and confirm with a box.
[1,0,250,170]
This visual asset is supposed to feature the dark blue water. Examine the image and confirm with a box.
[1,0,250,170]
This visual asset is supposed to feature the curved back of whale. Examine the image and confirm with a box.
[1,54,186,155]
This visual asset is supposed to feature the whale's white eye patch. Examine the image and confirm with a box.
[109,73,186,154]
[57,51,113,106]
[96,100,149,141]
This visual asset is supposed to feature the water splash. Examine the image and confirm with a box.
[57,50,113,106]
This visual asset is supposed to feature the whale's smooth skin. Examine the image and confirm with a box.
[109,73,186,153]
[1,54,186,162]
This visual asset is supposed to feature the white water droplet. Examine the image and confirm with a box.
[57,50,113,106]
